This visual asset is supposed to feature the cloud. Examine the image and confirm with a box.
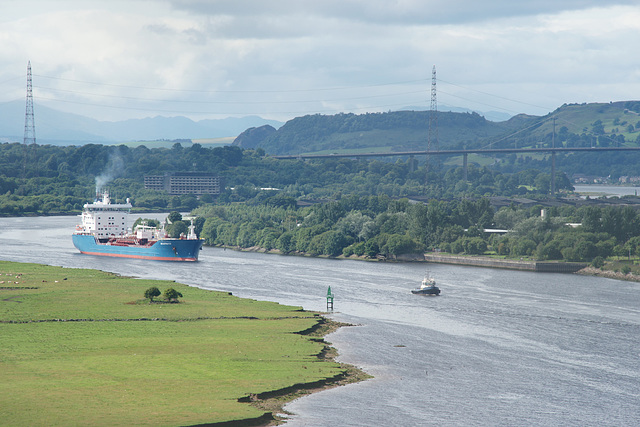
[168,0,639,25]
[1,1,639,123]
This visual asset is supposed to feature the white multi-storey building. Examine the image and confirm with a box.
[144,172,223,195]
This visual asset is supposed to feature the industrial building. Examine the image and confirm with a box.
[144,172,223,195]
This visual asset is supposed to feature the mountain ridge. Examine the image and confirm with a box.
[0,100,284,145]
[3,99,640,153]
[234,101,640,156]
[236,110,533,155]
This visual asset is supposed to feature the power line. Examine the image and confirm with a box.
[32,73,429,94]
[27,73,432,116]
[0,75,24,86]
[34,94,429,116]
[18,70,558,119]
[437,78,555,112]
[480,116,554,149]
[32,84,428,105]
[437,89,526,116]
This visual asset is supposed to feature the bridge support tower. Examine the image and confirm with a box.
[463,153,468,182]
[550,117,556,196]
[551,152,556,196]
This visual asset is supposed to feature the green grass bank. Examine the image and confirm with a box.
[0,261,367,426]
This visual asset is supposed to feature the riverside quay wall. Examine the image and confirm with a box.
[424,254,586,273]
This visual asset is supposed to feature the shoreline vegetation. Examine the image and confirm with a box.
[0,261,371,427]
[224,244,640,282]
[192,195,640,282]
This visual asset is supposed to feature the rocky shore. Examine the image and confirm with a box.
[575,266,640,282]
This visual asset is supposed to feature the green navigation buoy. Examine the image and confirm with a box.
[326,286,334,311]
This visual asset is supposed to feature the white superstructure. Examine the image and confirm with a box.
[79,191,132,239]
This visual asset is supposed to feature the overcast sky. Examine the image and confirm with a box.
[1,0,639,122]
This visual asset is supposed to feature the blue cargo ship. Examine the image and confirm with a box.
[72,191,202,261]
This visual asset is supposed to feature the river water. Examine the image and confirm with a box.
[1,216,638,426]
[573,184,640,198]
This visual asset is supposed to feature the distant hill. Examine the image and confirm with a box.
[399,104,513,122]
[4,98,639,153]
[238,110,536,155]
[527,101,640,140]
[233,102,640,156]
[0,100,283,145]
[233,125,277,149]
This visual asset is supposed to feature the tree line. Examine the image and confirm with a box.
[0,141,580,216]
[193,194,640,264]
[4,140,640,264]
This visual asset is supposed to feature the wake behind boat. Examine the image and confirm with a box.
[72,190,202,261]
[411,274,441,295]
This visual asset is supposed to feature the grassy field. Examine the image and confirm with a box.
[193,137,236,147]
[115,137,234,149]
[0,261,360,426]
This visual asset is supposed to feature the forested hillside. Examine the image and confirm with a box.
[233,102,640,158]
[235,110,529,155]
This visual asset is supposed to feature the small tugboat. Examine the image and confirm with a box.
[411,274,441,296]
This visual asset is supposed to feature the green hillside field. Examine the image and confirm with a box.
[0,261,366,426]
[516,101,640,146]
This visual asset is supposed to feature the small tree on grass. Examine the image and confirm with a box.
[163,287,183,303]
[144,286,161,302]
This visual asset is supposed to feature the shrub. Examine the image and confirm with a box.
[342,245,354,257]
[144,286,161,302]
[352,241,366,256]
[364,239,379,258]
[591,256,605,269]
[163,288,183,303]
